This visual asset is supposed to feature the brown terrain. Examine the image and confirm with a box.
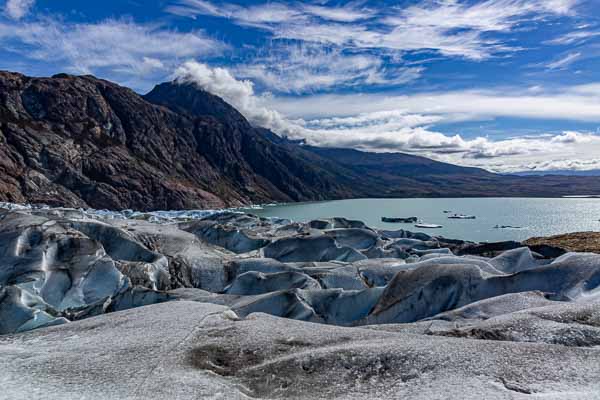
[2,70,600,211]
[525,232,600,254]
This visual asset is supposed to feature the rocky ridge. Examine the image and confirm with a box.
[2,70,600,211]
[0,71,358,210]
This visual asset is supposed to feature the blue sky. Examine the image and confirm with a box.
[2,0,600,172]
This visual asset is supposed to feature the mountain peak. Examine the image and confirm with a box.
[0,70,598,211]
[144,80,248,126]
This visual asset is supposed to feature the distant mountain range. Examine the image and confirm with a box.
[511,170,600,177]
[1,70,600,211]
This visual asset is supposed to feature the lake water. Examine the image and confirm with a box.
[243,198,600,242]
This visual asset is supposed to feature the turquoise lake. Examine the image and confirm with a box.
[242,198,600,242]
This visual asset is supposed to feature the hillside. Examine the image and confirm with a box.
[0,72,362,210]
[1,70,600,210]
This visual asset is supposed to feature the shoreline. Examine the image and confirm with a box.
[3,200,599,251]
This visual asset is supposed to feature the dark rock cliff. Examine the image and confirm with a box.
[1,71,599,210]
[0,72,356,210]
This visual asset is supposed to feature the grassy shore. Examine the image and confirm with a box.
[525,231,600,253]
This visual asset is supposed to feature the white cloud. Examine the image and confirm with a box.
[302,4,373,22]
[234,43,422,93]
[4,0,34,20]
[377,0,577,60]
[546,29,600,45]
[0,17,224,87]
[304,110,443,130]
[538,0,579,15]
[169,0,579,60]
[229,3,303,26]
[546,52,581,70]
[266,86,600,122]
[165,0,583,95]
[173,61,298,135]
[513,158,600,173]
[571,83,600,95]
[167,1,304,28]
[172,61,600,173]
[167,0,224,18]
[550,130,592,143]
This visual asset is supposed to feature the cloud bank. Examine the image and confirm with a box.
[175,61,600,173]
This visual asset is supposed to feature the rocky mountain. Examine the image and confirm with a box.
[280,143,600,198]
[1,70,600,211]
[0,71,362,210]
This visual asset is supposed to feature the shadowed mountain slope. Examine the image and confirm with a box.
[0,72,360,210]
[1,71,599,210]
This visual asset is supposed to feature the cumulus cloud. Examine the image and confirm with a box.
[438,132,600,173]
[4,0,34,20]
[173,61,300,135]
[550,130,593,143]
[173,61,467,154]
[513,158,600,173]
